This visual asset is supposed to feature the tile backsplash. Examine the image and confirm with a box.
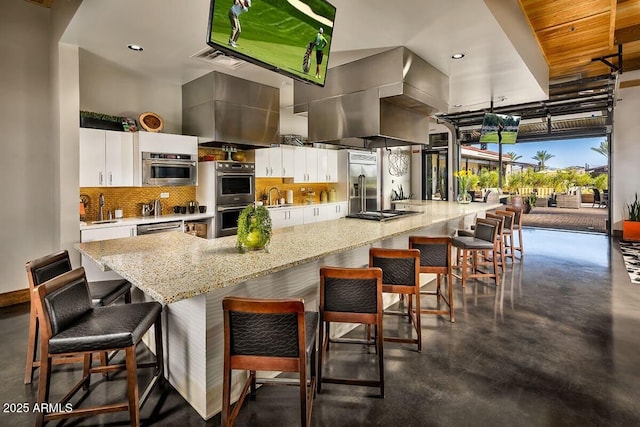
[80,186,196,221]
[255,178,338,205]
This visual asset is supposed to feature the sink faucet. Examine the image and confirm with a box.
[268,187,281,206]
[98,193,105,221]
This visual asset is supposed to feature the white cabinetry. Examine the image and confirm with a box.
[303,204,329,224]
[270,207,304,229]
[327,202,348,220]
[79,128,134,187]
[317,149,339,182]
[294,147,318,183]
[255,146,296,178]
[80,225,136,281]
[134,132,198,155]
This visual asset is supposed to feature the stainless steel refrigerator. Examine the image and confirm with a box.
[345,151,380,214]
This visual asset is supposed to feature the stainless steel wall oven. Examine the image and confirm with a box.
[196,161,255,237]
[142,152,197,186]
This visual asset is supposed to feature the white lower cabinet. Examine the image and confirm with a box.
[303,204,329,224]
[269,202,346,228]
[327,202,348,220]
[270,208,304,229]
[80,225,136,281]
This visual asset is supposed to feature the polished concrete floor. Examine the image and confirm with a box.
[1,228,640,426]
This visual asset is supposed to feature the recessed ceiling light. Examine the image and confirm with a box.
[451,53,465,59]
[127,44,144,52]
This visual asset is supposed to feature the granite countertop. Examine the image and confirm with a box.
[80,212,215,230]
[75,201,500,305]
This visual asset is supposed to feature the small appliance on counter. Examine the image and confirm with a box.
[141,199,163,217]
[286,189,294,204]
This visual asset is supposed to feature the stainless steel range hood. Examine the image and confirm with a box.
[182,71,279,147]
[294,47,449,149]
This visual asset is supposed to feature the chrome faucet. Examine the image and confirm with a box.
[98,193,105,221]
[268,187,281,205]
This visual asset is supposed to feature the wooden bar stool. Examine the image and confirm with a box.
[369,248,422,352]
[485,212,506,271]
[318,266,384,398]
[32,267,163,427]
[408,236,454,322]
[24,250,132,385]
[452,218,500,288]
[495,209,516,263]
[222,296,318,427]
[505,206,524,258]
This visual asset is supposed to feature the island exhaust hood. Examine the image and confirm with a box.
[182,71,279,148]
[294,47,449,149]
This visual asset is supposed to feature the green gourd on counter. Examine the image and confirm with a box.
[236,204,272,253]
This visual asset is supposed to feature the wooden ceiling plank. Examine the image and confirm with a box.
[615,24,640,43]
[615,0,640,28]
[521,0,613,31]
[610,0,617,46]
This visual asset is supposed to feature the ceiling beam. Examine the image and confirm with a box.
[615,24,640,44]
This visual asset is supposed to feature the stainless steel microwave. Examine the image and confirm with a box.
[142,152,197,186]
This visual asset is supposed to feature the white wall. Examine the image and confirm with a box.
[612,70,640,232]
[79,51,183,134]
[0,1,53,294]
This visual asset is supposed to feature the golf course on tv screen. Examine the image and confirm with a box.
[208,0,336,86]
[479,113,521,144]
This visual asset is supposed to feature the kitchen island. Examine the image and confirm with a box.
[76,200,501,419]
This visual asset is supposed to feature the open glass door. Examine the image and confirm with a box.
[423,149,448,200]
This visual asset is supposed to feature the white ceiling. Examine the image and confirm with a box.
[61,0,549,114]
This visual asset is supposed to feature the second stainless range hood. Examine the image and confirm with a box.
[294,47,449,148]
[182,71,279,147]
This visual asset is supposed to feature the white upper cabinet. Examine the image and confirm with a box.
[134,132,198,156]
[255,148,278,178]
[255,146,296,178]
[293,147,318,183]
[79,128,134,187]
[280,146,295,177]
[317,149,339,182]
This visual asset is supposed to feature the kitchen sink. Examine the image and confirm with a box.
[91,219,121,224]
[266,204,294,209]
[346,210,419,222]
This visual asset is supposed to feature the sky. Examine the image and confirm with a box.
[483,137,608,169]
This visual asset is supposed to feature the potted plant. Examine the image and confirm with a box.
[623,193,640,241]
[79,110,128,131]
[523,193,537,214]
[236,204,272,252]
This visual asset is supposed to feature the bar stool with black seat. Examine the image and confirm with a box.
[452,218,500,288]
[32,267,163,427]
[318,266,384,398]
[495,209,516,263]
[369,248,422,352]
[408,236,454,322]
[24,249,132,385]
[222,296,318,427]
[505,206,524,258]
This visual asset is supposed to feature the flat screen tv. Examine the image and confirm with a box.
[479,113,521,144]
[207,0,337,87]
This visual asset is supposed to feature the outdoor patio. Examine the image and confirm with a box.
[521,204,608,233]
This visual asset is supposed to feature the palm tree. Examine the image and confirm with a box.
[505,151,522,162]
[591,140,608,158]
[532,150,554,170]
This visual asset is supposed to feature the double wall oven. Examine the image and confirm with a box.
[204,162,255,237]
